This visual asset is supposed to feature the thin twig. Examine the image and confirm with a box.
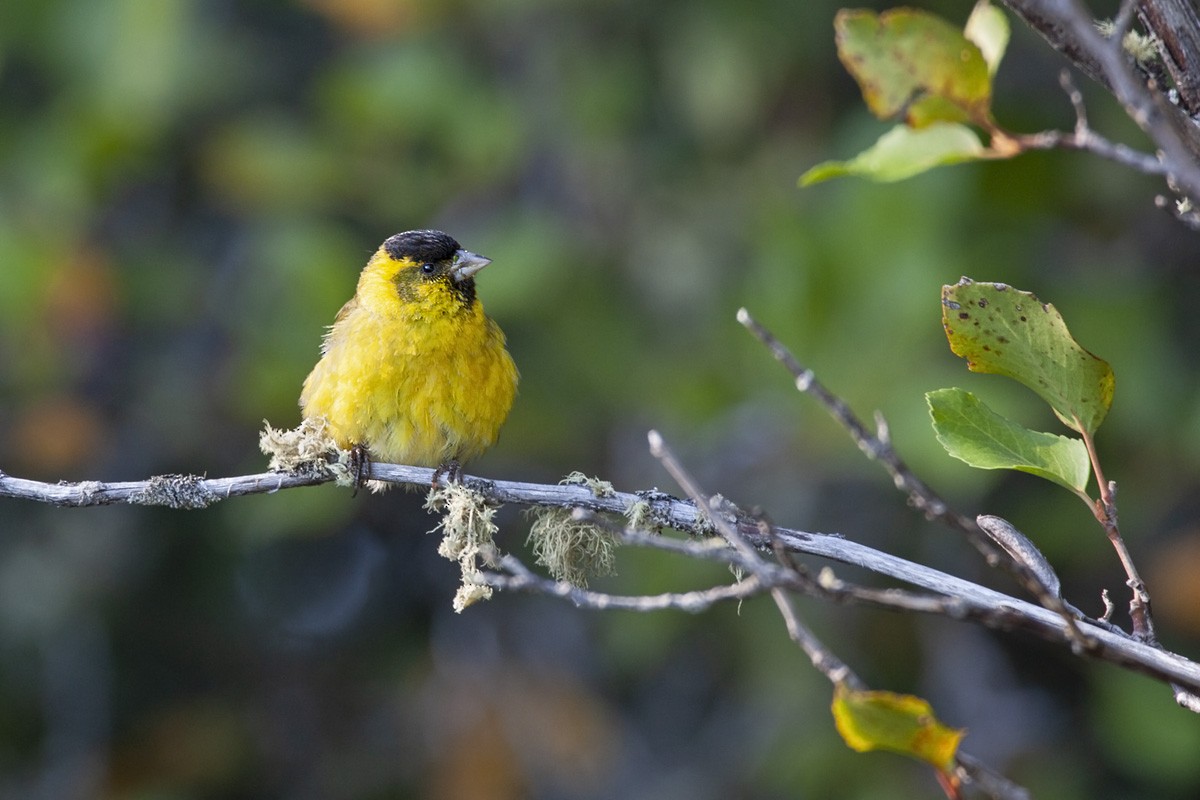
[735,309,961,527]
[647,429,862,689]
[1114,0,1140,39]
[579,509,1014,633]
[647,431,759,562]
[483,553,770,612]
[999,0,1200,201]
[1013,70,1168,176]
[736,308,1096,652]
[646,430,1031,799]
[954,754,1032,800]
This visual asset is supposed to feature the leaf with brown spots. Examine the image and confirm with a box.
[834,8,994,128]
[941,278,1114,434]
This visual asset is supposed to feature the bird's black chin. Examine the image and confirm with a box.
[452,278,477,308]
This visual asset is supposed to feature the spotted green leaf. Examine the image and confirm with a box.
[942,278,1114,434]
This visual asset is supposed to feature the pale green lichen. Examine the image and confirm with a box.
[1096,19,1159,64]
[527,507,617,587]
[561,471,616,498]
[452,579,495,612]
[426,481,500,612]
[1123,30,1160,64]
[625,499,654,531]
[730,562,747,615]
[259,417,352,486]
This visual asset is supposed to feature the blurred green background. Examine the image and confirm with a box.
[3,0,1200,797]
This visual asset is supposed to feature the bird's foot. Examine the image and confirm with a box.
[349,444,372,496]
[431,459,463,490]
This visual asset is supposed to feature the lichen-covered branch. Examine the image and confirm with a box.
[0,466,335,508]
[5,450,1200,697]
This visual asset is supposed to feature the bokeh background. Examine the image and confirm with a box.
[3,0,1200,797]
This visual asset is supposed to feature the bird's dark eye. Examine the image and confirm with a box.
[421,263,436,275]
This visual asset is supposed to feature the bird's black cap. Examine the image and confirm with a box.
[384,230,461,263]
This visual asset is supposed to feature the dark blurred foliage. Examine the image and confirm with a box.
[3,0,1200,797]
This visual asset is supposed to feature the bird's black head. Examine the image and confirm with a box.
[383,229,483,308]
[384,230,461,264]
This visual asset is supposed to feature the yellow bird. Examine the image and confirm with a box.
[300,230,518,480]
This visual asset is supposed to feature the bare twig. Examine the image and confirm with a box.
[1014,70,1168,175]
[976,515,1063,600]
[531,510,1016,627]
[646,430,1030,799]
[483,552,771,613]
[999,0,1200,201]
[647,432,758,561]
[735,309,961,527]
[734,308,1200,712]
[736,308,1096,652]
[1115,0,1141,39]
[648,429,863,690]
[954,753,1032,800]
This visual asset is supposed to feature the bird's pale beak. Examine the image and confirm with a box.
[450,249,492,283]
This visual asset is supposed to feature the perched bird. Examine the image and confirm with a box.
[300,230,518,481]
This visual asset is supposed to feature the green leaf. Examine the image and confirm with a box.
[927,388,1091,493]
[834,8,993,127]
[832,685,965,772]
[800,122,985,185]
[964,0,1010,76]
[942,278,1115,433]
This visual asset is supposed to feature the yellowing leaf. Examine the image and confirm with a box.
[832,685,965,771]
[942,278,1115,434]
[801,122,984,185]
[964,0,1010,76]
[905,94,970,129]
[834,8,993,128]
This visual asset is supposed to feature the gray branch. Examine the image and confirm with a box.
[4,461,1200,695]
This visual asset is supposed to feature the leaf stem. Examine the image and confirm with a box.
[1079,424,1155,641]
